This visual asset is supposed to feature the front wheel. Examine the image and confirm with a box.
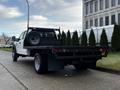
[12,48,18,62]
[34,53,48,74]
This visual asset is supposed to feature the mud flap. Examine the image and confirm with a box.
[47,55,64,71]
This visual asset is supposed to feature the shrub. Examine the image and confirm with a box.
[100,29,108,47]
[72,31,79,46]
[81,31,87,46]
[61,31,66,45]
[89,29,96,46]
[66,30,71,45]
[111,25,120,51]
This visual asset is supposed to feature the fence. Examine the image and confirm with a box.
[85,25,114,45]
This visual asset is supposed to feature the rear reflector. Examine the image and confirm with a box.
[100,48,108,57]
[52,48,63,53]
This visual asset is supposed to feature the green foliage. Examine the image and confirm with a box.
[111,25,120,51]
[72,31,79,46]
[81,31,87,46]
[66,30,71,45]
[97,52,120,71]
[100,29,108,46]
[61,31,66,45]
[0,48,12,52]
[89,29,96,46]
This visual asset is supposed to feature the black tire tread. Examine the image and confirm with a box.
[74,64,87,71]
[12,47,18,62]
[34,53,48,74]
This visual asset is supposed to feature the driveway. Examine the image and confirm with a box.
[0,51,120,90]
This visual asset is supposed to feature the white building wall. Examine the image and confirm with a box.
[83,0,120,30]
[83,0,120,43]
[86,25,114,43]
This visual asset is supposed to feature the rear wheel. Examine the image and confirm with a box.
[74,64,87,71]
[12,48,18,62]
[34,53,48,74]
[89,60,97,68]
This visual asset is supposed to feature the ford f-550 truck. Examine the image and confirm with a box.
[12,27,108,74]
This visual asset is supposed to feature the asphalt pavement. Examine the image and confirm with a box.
[0,50,120,90]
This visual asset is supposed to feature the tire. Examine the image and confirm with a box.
[27,31,40,45]
[12,47,18,62]
[74,64,87,71]
[89,61,97,68]
[34,53,48,74]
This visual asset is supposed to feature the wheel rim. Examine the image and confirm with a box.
[29,35,40,45]
[34,55,41,71]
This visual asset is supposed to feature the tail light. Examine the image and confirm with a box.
[100,48,108,57]
[52,48,64,53]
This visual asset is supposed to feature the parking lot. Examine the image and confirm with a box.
[0,50,120,90]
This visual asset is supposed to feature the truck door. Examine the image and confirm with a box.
[16,31,28,55]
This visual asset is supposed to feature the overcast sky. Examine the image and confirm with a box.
[0,0,83,36]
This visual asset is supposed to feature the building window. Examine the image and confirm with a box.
[100,17,103,26]
[95,18,98,27]
[118,13,120,25]
[111,0,115,7]
[111,15,116,24]
[86,21,88,29]
[105,16,109,25]
[95,1,98,12]
[100,0,103,10]
[118,0,120,5]
[86,3,89,15]
[105,0,109,9]
[90,19,93,27]
[90,1,93,13]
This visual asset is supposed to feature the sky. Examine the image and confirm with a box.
[0,0,83,37]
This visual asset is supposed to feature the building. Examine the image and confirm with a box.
[0,36,6,45]
[82,0,120,43]
[83,0,120,29]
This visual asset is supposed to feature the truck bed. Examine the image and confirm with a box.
[24,45,104,50]
[24,46,107,59]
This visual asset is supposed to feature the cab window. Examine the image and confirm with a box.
[19,31,26,40]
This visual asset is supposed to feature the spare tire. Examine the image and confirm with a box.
[27,31,40,45]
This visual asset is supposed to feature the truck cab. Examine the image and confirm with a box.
[14,31,28,55]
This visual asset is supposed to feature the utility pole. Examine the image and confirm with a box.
[25,0,30,30]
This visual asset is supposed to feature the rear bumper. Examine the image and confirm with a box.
[55,55,101,60]
[50,54,102,65]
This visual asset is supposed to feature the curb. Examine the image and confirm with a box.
[91,67,120,75]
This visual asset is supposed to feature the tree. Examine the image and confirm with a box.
[61,31,66,45]
[89,29,96,46]
[2,33,10,45]
[111,25,120,51]
[100,29,108,47]
[81,31,87,46]
[72,31,79,46]
[66,30,71,45]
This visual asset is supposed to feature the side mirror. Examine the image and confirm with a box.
[12,36,16,41]
[12,36,20,41]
